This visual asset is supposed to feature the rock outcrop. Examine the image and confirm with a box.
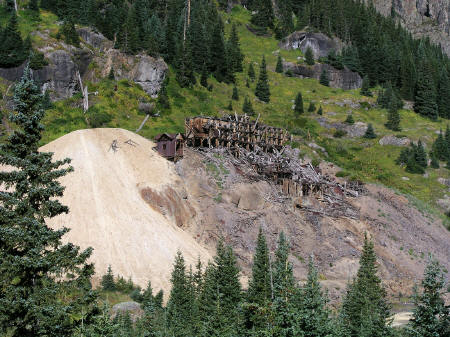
[283,61,362,90]
[0,27,167,100]
[367,0,450,55]
[279,31,341,59]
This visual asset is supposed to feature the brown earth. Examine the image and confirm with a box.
[41,128,449,304]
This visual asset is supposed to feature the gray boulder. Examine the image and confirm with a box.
[279,32,341,59]
[111,301,144,322]
[379,135,411,146]
[77,27,112,51]
[284,62,362,90]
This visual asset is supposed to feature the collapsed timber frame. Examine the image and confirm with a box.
[184,115,361,200]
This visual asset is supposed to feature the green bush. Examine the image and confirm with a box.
[88,107,113,128]
[29,51,48,70]
[333,129,347,138]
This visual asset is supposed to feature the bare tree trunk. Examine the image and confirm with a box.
[77,70,89,113]
[14,0,17,12]
[183,0,191,43]
[135,114,150,133]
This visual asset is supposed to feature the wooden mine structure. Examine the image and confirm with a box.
[185,115,291,155]
[184,114,359,200]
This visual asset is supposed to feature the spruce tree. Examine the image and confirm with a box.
[243,96,254,116]
[167,251,193,337]
[255,56,270,103]
[345,114,355,125]
[0,67,95,336]
[360,75,372,96]
[414,61,438,120]
[341,235,392,337]
[363,123,377,139]
[294,92,304,115]
[108,67,115,80]
[101,265,116,291]
[232,86,239,101]
[430,152,439,169]
[176,43,196,88]
[158,78,170,110]
[276,54,284,73]
[0,13,28,68]
[305,47,315,66]
[320,69,330,86]
[200,63,209,88]
[29,0,39,12]
[386,103,401,131]
[272,232,298,336]
[317,106,323,115]
[407,258,449,337]
[251,0,274,29]
[227,101,233,111]
[210,19,228,83]
[415,140,428,169]
[228,24,243,73]
[248,63,256,81]
[308,101,316,113]
[297,256,333,336]
[246,78,250,88]
[437,69,450,119]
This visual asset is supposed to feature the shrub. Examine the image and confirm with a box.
[88,107,113,128]
[345,114,355,124]
[29,51,48,70]
[333,129,347,138]
[336,171,350,177]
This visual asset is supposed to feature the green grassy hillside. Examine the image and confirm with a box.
[2,6,449,227]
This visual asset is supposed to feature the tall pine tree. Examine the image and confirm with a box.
[0,67,95,337]
[255,56,270,103]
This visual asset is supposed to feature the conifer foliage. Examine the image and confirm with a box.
[407,258,449,337]
[0,67,95,336]
[341,235,392,337]
[294,92,304,115]
[0,13,31,68]
[255,56,270,102]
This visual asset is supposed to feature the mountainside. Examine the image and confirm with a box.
[369,0,450,55]
[40,128,449,305]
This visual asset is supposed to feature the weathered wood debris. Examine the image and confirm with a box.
[185,114,362,202]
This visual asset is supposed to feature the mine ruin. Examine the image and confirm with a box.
[156,114,362,203]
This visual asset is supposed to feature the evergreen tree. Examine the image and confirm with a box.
[29,0,39,12]
[294,92,304,115]
[360,75,372,96]
[305,47,315,66]
[297,256,333,337]
[232,86,239,101]
[176,43,196,88]
[58,20,80,47]
[320,69,330,86]
[317,106,323,115]
[255,56,270,103]
[345,114,355,125]
[246,78,250,88]
[251,0,274,29]
[364,123,377,139]
[248,63,256,81]
[308,101,316,112]
[199,240,242,336]
[407,258,449,337]
[0,13,28,68]
[243,96,254,116]
[276,54,284,73]
[430,152,440,169]
[167,251,193,337]
[386,103,401,131]
[432,130,448,161]
[108,67,115,80]
[437,70,450,119]
[416,140,428,169]
[158,78,170,110]
[0,67,95,336]
[272,232,297,336]
[245,228,272,333]
[210,18,228,83]
[414,61,438,120]
[200,63,208,88]
[42,90,53,110]
[101,265,116,291]
[118,6,140,54]
[341,235,392,337]
[227,101,233,111]
[228,24,244,73]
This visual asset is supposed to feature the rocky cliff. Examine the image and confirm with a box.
[0,26,167,100]
[283,61,362,90]
[368,0,450,55]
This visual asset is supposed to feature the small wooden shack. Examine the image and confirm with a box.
[154,133,184,162]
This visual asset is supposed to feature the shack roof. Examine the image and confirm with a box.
[155,133,184,141]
